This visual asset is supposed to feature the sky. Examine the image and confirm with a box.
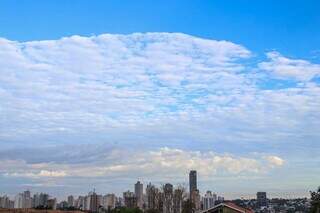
[0,0,320,200]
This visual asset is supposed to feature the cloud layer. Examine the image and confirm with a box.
[0,147,284,179]
[259,51,320,81]
[0,33,319,198]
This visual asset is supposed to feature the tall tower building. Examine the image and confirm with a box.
[189,170,197,194]
[135,181,143,209]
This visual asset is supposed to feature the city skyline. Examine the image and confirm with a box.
[0,0,320,200]
[0,170,312,212]
[0,170,312,201]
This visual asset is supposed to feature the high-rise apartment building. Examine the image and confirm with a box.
[23,191,32,208]
[14,193,23,208]
[146,183,159,210]
[39,193,49,207]
[123,191,137,208]
[173,188,184,213]
[84,195,91,210]
[163,183,174,213]
[190,190,201,210]
[67,195,74,207]
[76,196,85,209]
[89,192,99,212]
[202,191,216,210]
[135,181,144,209]
[189,170,197,194]
[0,195,13,209]
[102,194,116,210]
[47,198,57,210]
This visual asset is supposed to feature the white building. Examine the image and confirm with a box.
[14,193,24,208]
[202,191,217,210]
[103,194,116,209]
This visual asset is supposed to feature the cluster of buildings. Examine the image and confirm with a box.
[0,170,312,213]
[233,195,310,213]
[57,191,117,212]
[0,170,224,212]
[0,191,56,209]
[56,171,224,212]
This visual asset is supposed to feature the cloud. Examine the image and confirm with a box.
[0,147,283,181]
[259,51,320,81]
[0,33,319,196]
[265,156,284,167]
[0,33,251,138]
[5,170,67,178]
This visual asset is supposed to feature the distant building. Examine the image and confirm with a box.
[146,182,161,210]
[14,193,23,208]
[123,191,137,208]
[33,193,40,208]
[116,197,124,207]
[76,196,85,209]
[67,195,74,207]
[39,193,49,207]
[90,192,99,212]
[173,188,184,213]
[47,198,57,210]
[256,192,267,208]
[189,170,197,194]
[191,189,201,210]
[0,195,13,209]
[84,195,91,210]
[14,191,31,209]
[102,194,116,210]
[202,191,216,210]
[135,181,144,209]
[163,183,174,213]
[23,190,32,208]
[58,201,68,209]
[217,196,224,202]
[97,195,102,208]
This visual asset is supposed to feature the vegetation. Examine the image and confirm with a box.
[310,187,320,213]
[100,207,143,213]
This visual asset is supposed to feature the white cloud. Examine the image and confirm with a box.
[265,156,284,167]
[259,51,320,81]
[0,33,252,137]
[38,170,67,177]
[0,147,283,181]
[0,33,319,196]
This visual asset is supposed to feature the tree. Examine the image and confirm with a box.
[182,199,194,213]
[310,186,320,213]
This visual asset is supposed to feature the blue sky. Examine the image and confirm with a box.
[0,0,320,199]
[1,0,320,57]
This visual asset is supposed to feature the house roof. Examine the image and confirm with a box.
[201,202,254,213]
